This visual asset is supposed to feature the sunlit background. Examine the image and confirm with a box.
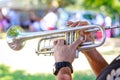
[0,0,120,80]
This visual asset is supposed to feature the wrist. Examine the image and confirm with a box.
[53,61,73,75]
[57,67,72,80]
[58,67,72,74]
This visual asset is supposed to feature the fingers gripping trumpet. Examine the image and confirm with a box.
[6,25,120,57]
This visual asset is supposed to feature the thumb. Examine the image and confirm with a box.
[70,36,85,49]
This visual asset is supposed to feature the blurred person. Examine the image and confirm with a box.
[95,13,105,40]
[104,16,112,38]
[57,8,69,29]
[68,12,77,22]
[40,7,58,31]
[29,12,41,32]
[95,13,105,26]
[7,9,20,26]
[0,10,9,32]
[111,14,120,37]
[111,22,120,37]
[95,15,112,39]
[53,21,120,80]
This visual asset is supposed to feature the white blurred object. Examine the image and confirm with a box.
[40,11,58,30]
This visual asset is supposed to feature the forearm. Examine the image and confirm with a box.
[56,67,72,80]
[83,49,108,76]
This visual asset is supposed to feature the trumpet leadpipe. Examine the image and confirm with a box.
[105,25,120,29]
[85,25,120,32]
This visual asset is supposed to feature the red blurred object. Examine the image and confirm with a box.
[47,27,55,30]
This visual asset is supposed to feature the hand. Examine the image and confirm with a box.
[67,21,94,41]
[67,21,108,77]
[53,38,84,63]
[67,21,96,54]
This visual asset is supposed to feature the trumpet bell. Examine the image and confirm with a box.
[6,26,25,50]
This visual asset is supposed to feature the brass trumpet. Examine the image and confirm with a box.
[6,25,120,56]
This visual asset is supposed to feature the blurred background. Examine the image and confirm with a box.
[0,0,120,80]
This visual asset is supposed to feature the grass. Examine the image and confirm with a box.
[73,70,96,80]
[0,64,96,80]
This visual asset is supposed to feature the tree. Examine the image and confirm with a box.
[82,0,120,17]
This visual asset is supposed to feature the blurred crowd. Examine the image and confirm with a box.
[0,7,120,38]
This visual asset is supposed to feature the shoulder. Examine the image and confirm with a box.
[96,55,120,80]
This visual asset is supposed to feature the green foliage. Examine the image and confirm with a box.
[0,64,10,77]
[0,64,56,80]
[82,0,114,9]
[73,70,96,80]
[82,0,120,17]
[0,64,95,80]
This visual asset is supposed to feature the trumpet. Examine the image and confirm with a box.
[6,25,120,56]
